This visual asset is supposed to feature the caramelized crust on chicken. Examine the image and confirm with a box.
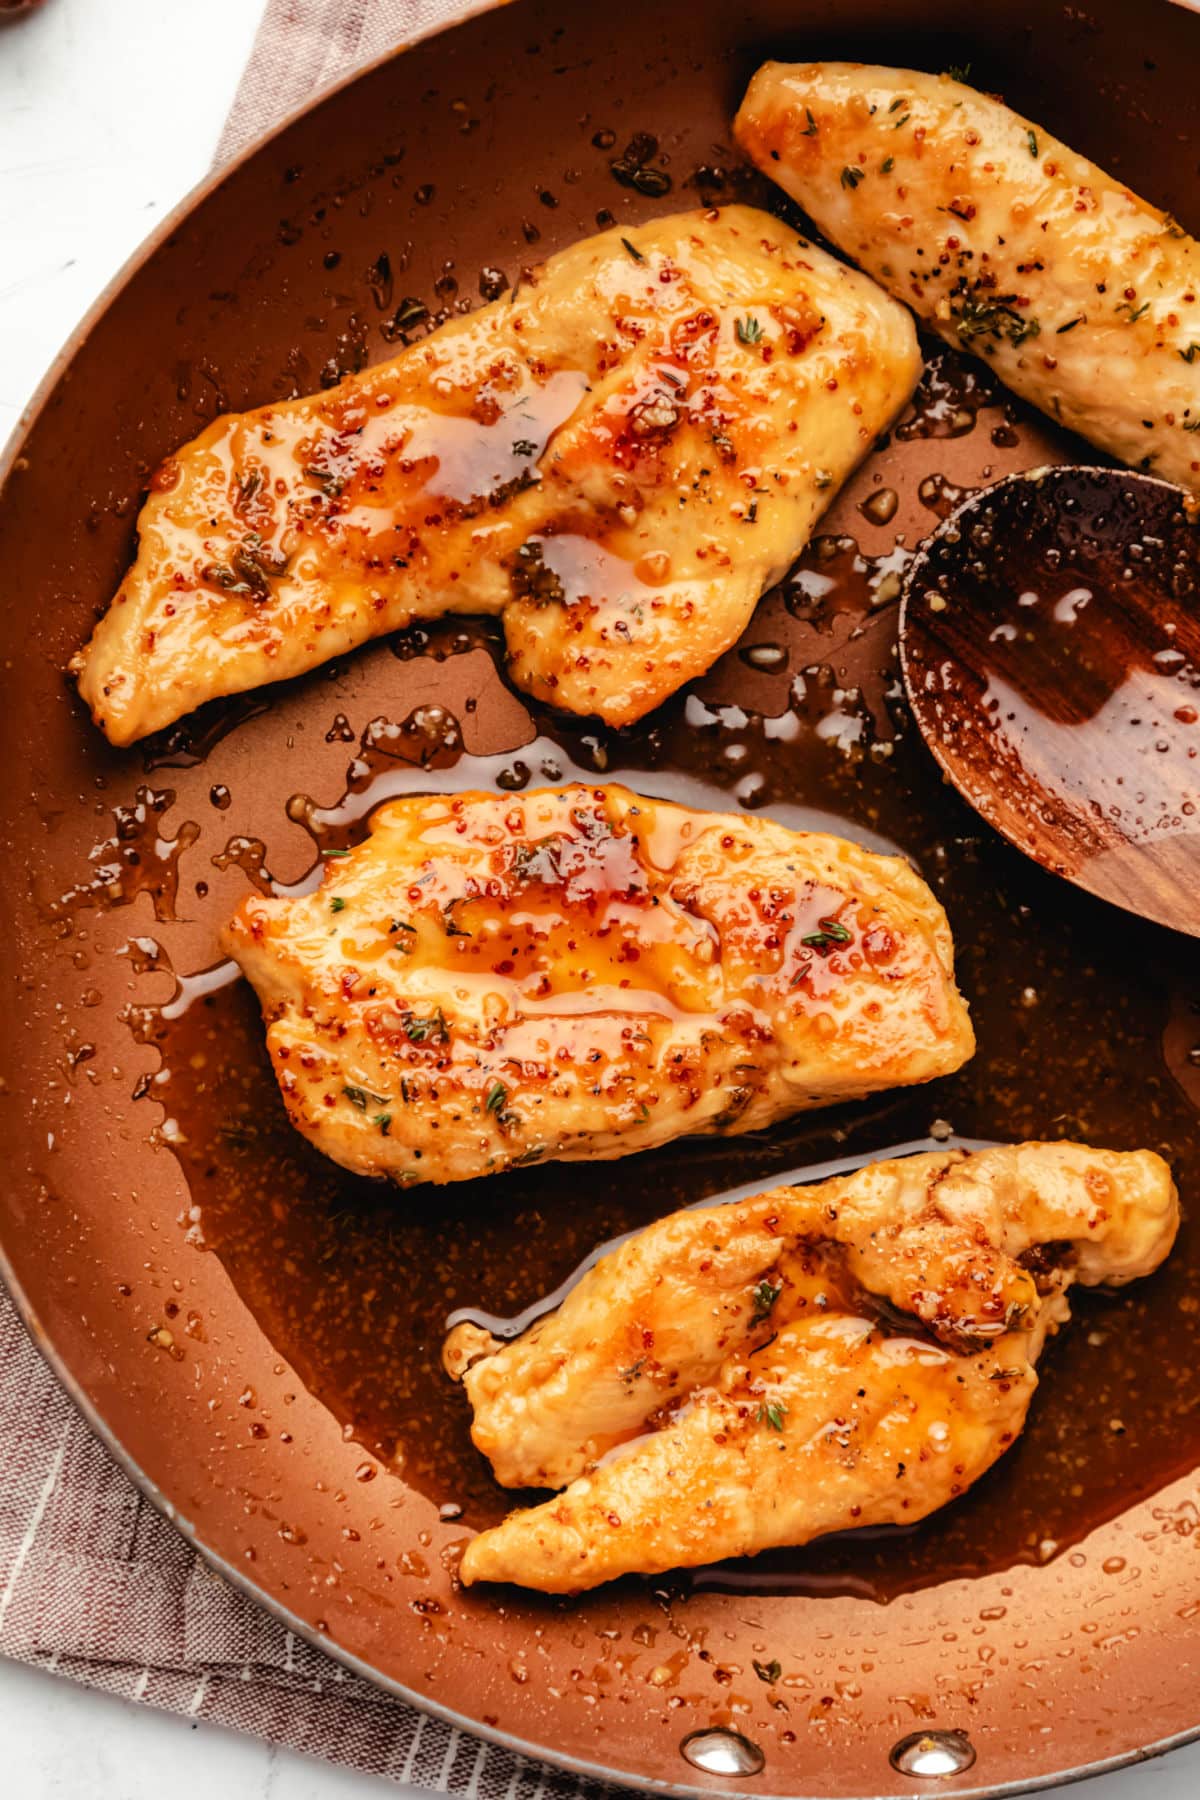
[70,206,920,744]
[735,64,1200,491]
[447,1142,1177,1590]
[221,785,973,1186]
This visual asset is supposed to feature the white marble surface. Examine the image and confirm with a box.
[4,2,1200,1796]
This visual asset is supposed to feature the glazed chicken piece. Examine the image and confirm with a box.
[70,205,920,745]
[446,1142,1177,1591]
[735,64,1200,491]
[221,784,973,1186]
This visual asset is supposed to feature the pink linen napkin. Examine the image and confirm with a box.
[0,5,595,1791]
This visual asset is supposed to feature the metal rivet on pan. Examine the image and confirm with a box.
[680,1727,766,1778]
[889,1730,977,1779]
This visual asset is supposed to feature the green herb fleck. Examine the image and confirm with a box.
[343,1083,390,1110]
[619,1357,647,1383]
[955,296,1041,347]
[801,916,852,952]
[372,1112,392,1136]
[485,1080,508,1114]
[814,467,833,489]
[736,314,763,345]
[322,847,350,858]
[404,1007,450,1045]
[892,112,911,129]
[1180,344,1200,363]
[841,165,864,190]
[802,107,818,136]
[389,918,416,934]
[752,1659,782,1684]
[620,236,644,263]
[1025,127,1039,158]
[329,896,347,913]
[1119,299,1151,323]
[888,95,907,113]
[751,1279,781,1324]
[943,62,972,82]
[1056,315,1086,334]
[443,897,471,937]
[758,1400,788,1432]
[1185,417,1200,433]
[880,155,894,174]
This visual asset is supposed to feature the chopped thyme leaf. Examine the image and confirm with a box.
[403,1006,450,1044]
[620,236,645,262]
[880,155,894,174]
[752,1659,782,1684]
[512,437,538,457]
[372,1112,392,1135]
[329,896,346,913]
[442,897,472,937]
[1180,344,1200,363]
[322,847,349,857]
[343,1083,390,1110]
[1120,300,1151,323]
[389,918,416,933]
[801,916,852,952]
[888,95,907,112]
[943,62,972,82]
[1056,316,1086,334]
[619,1356,647,1383]
[840,165,864,189]
[1026,127,1039,158]
[955,295,1041,347]
[485,1080,508,1114]
[735,314,763,345]
[1185,417,1200,433]
[758,1400,788,1432]
[814,467,833,489]
[751,1279,781,1324]
[802,107,819,135]
[891,112,910,129]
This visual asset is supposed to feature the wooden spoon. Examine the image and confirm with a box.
[898,466,1200,936]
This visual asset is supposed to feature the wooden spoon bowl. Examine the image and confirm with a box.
[899,466,1200,934]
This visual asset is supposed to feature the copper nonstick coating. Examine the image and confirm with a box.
[4,2,1200,1794]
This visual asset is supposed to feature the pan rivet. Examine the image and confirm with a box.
[680,1727,766,1778]
[889,1730,977,1779]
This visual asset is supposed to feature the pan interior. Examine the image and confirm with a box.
[3,2,1200,1794]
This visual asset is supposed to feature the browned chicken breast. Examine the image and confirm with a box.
[735,64,1200,490]
[70,206,920,745]
[221,785,973,1187]
[446,1142,1177,1591]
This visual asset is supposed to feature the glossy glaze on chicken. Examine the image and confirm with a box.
[446,1142,1178,1591]
[221,785,974,1186]
[71,205,920,744]
[735,64,1200,490]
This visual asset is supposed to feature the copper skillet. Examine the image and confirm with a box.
[4,0,1200,1794]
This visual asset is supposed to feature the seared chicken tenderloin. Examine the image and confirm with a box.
[70,206,920,744]
[448,1142,1177,1591]
[735,64,1200,491]
[222,785,973,1187]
